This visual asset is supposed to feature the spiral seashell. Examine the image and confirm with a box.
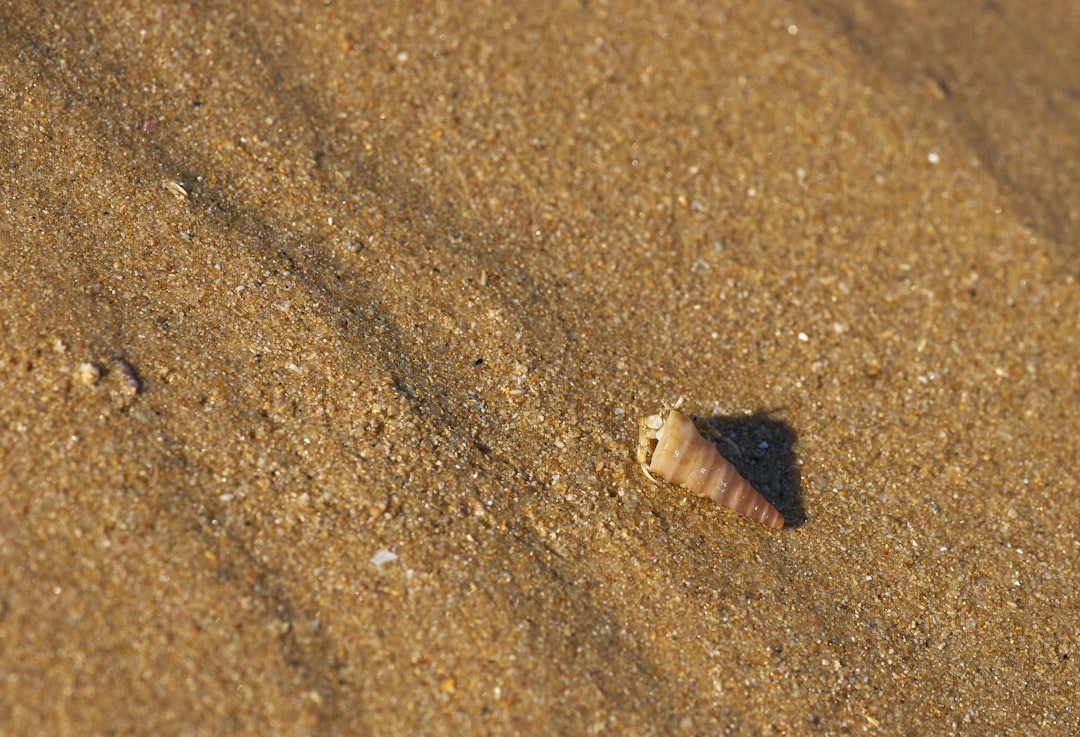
[637,409,784,529]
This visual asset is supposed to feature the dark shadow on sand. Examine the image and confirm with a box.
[693,411,806,528]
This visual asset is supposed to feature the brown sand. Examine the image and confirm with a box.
[1,1,1077,734]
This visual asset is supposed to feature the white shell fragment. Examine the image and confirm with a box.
[163,180,188,200]
[370,550,398,567]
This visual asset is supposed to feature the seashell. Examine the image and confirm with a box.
[637,409,784,529]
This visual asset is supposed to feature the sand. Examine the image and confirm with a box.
[1,1,1077,734]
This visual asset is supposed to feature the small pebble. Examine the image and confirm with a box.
[78,362,101,386]
[114,358,142,398]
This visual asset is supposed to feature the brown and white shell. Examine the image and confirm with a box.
[637,409,784,529]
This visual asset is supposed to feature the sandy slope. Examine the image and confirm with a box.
[1,1,1077,734]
